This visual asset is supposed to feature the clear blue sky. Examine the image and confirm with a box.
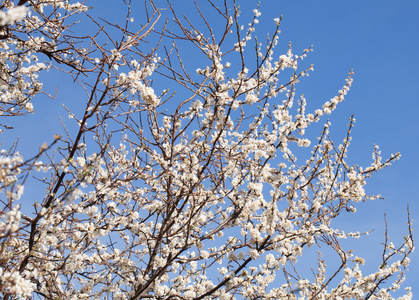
[4,0,418,297]
[265,2,419,295]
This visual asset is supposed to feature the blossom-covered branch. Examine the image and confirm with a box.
[0,0,413,299]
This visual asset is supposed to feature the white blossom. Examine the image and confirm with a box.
[0,6,28,26]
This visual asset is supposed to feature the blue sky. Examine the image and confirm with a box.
[246,1,419,295]
[3,0,418,297]
[265,1,419,295]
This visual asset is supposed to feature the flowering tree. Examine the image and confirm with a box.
[0,0,414,299]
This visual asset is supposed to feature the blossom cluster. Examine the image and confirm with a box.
[0,6,28,26]
[0,0,91,118]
